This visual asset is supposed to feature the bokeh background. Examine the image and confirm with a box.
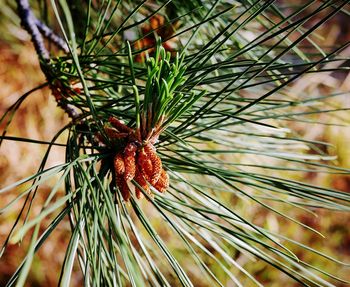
[1,2,350,286]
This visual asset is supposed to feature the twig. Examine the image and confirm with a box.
[35,18,69,53]
[17,0,80,120]
[57,101,80,119]
[16,0,49,61]
[17,0,69,55]
[58,102,80,119]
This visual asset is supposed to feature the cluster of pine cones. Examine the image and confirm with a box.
[114,142,169,201]
[98,116,169,201]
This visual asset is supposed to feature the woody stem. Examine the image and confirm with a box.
[16,0,49,61]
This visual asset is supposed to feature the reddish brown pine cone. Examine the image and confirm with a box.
[105,115,170,200]
[116,176,131,201]
[144,144,162,185]
[134,168,150,199]
[109,116,133,133]
[154,169,169,193]
[104,127,128,139]
[124,143,137,181]
[124,142,137,156]
[137,148,153,182]
[114,153,125,175]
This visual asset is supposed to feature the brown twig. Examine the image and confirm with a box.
[16,0,81,120]
[17,0,50,61]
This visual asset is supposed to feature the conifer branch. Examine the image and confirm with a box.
[35,18,69,53]
[16,0,79,120]
[16,0,49,61]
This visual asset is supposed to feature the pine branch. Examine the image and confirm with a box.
[35,18,69,53]
[16,0,49,61]
[4,1,350,286]
[16,0,80,120]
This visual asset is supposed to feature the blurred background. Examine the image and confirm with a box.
[1,1,350,286]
